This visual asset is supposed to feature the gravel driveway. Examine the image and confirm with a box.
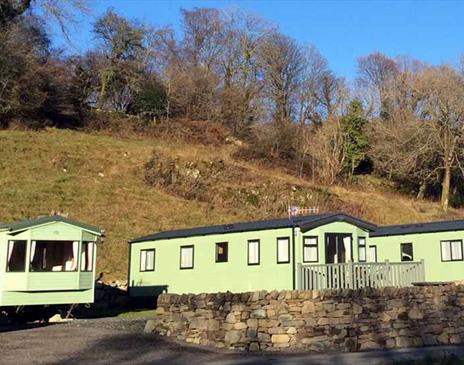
[1,318,464,365]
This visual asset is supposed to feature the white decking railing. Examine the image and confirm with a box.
[297,260,425,290]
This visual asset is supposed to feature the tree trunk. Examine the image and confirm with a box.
[440,162,451,212]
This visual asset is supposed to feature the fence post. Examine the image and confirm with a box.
[385,260,391,287]
[297,263,303,290]
[420,259,425,283]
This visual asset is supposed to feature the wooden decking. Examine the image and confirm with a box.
[297,260,425,290]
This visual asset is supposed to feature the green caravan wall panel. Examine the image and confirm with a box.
[82,231,97,242]
[28,222,83,241]
[27,273,79,291]
[130,227,294,295]
[129,221,372,296]
[2,274,28,291]
[79,272,94,290]
[1,289,94,306]
[372,231,464,282]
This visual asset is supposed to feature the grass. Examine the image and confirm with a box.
[1,128,463,279]
[117,309,156,319]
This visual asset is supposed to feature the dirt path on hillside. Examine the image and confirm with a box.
[1,318,464,365]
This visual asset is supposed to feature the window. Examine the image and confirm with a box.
[277,237,290,264]
[303,236,318,263]
[248,240,260,265]
[215,242,228,263]
[140,249,155,272]
[30,241,78,272]
[441,240,463,262]
[81,242,94,272]
[368,245,377,262]
[358,237,366,262]
[180,245,194,269]
[400,243,413,262]
[6,240,27,272]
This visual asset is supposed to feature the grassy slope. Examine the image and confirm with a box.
[1,129,463,279]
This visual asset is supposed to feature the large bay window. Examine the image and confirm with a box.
[6,240,27,272]
[30,241,78,272]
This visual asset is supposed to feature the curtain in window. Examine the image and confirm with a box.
[441,241,451,261]
[140,250,146,271]
[368,246,377,262]
[86,243,93,271]
[181,247,193,268]
[146,250,154,270]
[71,241,78,270]
[248,241,259,264]
[277,238,289,262]
[452,241,463,260]
[7,241,14,263]
[303,237,317,262]
[30,241,36,264]
[343,236,352,261]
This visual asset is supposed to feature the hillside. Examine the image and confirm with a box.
[1,128,463,280]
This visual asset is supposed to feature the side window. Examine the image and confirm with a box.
[441,240,463,262]
[248,240,260,265]
[303,236,318,263]
[276,237,290,264]
[215,242,228,263]
[180,245,194,269]
[6,240,27,272]
[358,237,366,262]
[81,242,94,272]
[140,249,155,272]
[400,243,413,262]
[368,245,377,262]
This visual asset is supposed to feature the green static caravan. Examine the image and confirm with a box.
[0,215,102,315]
[370,220,464,283]
[127,213,378,296]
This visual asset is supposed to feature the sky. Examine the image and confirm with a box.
[49,0,464,79]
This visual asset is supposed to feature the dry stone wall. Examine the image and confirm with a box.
[146,285,464,352]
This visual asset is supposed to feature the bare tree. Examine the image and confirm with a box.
[258,31,305,126]
[356,52,398,117]
[415,66,464,211]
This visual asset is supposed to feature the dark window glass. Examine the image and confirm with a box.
[30,241,78,272]
[401,243,413,261]
[215,242,228,263]
[6,240,27,272]
[358,237,366,262]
